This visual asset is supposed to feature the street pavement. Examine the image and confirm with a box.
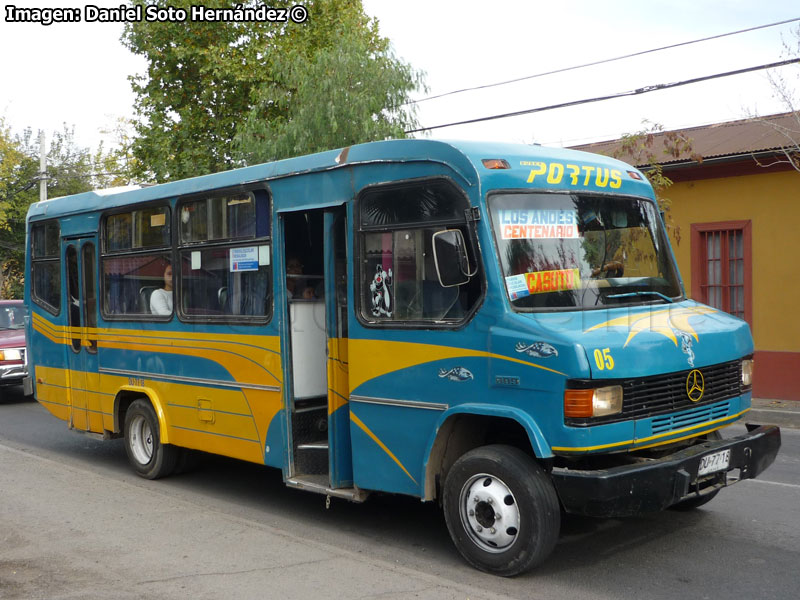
[1,387,798,599]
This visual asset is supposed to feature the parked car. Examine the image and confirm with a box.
[0,300,28,390]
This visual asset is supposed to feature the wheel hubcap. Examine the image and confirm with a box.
[129,415,153,465]
[459,474,520,553]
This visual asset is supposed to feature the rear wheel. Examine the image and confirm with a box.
[442,445,560,577]
[124,399,178,479]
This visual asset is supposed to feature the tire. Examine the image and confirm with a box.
[174,447,201,475]
[442,445,560,577]
[124,399,178,480]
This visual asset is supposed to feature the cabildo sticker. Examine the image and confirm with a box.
[499,209,579,240]
[506,268,581,299]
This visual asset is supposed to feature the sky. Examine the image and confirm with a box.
[0,0,798,153]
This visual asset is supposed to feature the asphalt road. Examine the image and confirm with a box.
[1,387,798,600]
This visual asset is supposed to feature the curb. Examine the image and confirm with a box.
[748,400,800,430]
[747,408,800,430]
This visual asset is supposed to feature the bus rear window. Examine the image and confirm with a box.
[30,221,61,313]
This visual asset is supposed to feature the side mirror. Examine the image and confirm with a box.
[432,229,474,287]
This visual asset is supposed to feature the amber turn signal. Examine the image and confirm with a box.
[481,159,511,169]
[565,386,623,418]
[564,389,595,418]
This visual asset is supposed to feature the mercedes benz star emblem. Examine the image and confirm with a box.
[686,369,705,402]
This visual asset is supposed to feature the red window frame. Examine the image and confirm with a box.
[690,220,752,326]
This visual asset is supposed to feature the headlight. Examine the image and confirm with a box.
[564,385,623,418]
[741,359,754,387]
[0,349,23,361]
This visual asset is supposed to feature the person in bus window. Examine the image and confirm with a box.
[150,263,174,315]
[286,256,316,299]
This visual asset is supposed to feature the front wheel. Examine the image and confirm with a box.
[442,445,560,577]
[124,399,178,480]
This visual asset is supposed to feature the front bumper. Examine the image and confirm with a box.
[551,424,781,517]
[0,362,28,385]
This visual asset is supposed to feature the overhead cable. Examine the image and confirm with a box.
[405,58,800,134]
[406,17,800,105]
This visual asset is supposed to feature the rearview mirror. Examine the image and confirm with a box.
[432,229,473,287]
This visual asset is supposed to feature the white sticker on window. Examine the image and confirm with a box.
[258,245,270,266]
[191,251,201,270]
[230,246,259,272]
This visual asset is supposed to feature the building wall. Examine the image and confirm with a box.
[667,169,800,400]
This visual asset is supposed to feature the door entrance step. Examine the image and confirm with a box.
[286,475,370,502]
[297,441,329,451]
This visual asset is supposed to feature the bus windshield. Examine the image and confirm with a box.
[489,192,682,310]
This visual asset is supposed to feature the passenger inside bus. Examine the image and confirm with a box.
[149,263,174,315]
[286,255,317,299]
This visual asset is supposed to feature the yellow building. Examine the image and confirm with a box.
[575,113,800,400]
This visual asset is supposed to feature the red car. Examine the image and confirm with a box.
[0,299,27,389]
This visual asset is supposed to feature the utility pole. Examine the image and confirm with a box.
[39,130,47,202]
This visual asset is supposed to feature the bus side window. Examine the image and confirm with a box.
[30,221,61,314]
[100,206,172,319]
[177,190,272,321]
[357,179,480,325]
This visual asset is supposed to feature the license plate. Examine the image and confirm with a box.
[698,449,731,476]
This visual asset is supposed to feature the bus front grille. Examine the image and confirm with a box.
[566,359,745,427]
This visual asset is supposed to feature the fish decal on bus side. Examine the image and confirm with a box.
[515,341,558,358]
[438,367,474,382]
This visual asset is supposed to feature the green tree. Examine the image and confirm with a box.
[122,0,424,181]
[0,120,38,298]
[611,121,699,245]
[233,27,424,163]
[0,122,126,297]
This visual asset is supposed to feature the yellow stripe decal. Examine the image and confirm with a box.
[634,423,729,451]
[32,313,281,352]
[552,408,750,452]
[349,339,565,392]
[33,313,282,385]
[350,412,417,485]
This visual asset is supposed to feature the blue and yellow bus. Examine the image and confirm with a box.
[24,139,780,575]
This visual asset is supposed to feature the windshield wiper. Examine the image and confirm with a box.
[607,291,674,304]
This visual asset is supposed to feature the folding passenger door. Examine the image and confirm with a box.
[325,208,353,487]
[63,237,100,432]
[280,206,353,490]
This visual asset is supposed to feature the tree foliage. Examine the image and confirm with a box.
[0,121,125,298]
[611,121,700,245]
[123,0,424,182]
[758,23,800,172]
[233,27,424,163]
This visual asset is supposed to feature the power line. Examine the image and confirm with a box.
[34,171,128,181]
[405,58,800,134]
[407,17,800,106]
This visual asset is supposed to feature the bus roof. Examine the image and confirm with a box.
[26,139,650,221]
